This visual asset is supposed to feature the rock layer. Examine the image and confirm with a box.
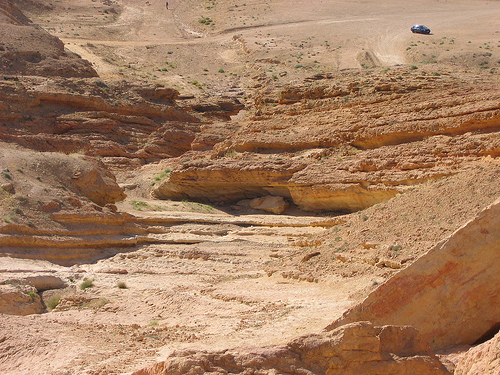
[155,66,500,212]
[0,77,244,169]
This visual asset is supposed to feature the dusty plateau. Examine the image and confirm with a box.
[0,0,499,374]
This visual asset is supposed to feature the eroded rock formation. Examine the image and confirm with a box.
[0,77,244,169]
[0,0,96,77]
[325,198,500,351]
[0,0,498,374]
[133,321,450,375]
[154,67,500,212]
[0,283,43,315]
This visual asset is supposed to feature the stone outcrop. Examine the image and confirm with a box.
[0,0,97,77]
[217,69,500,155]
[0,78,201,167]
[153,135,493,212]
[0,275,66,315]
[455,331,500,375]
[0,77,246,169]
[325,198,500,350]
[0,283,43,315]
[132,321,450,375]
[153,159,306,203]
[0,199,340,266]
[154,67,500,212]
[0,211,145,266]
[62,155,126,206]
[3,275,67,292]
[0,147,125,206]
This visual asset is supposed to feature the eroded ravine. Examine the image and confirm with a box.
[1,0,500,374]
[0,198,372,374]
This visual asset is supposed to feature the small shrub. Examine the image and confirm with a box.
[27,291,38,301]
[389,244,402,252]
[154,169,171,181]
[198,16,213,25]
[131,201,150,210]
[117,281,128,289]
[47,295,61,310]
[80,278,94,290]
[149,319,159,326]
[1,171,12,180]
[218,68,225,73]
[84,298,109,308]
[191,80,203,89]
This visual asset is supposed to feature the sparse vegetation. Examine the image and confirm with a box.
[1,170,12,180]
[117,281,128,289]
[80,278,94,290]
[131,200,150,210]
[47,295,61,310]
[154,168,171,181]
[27,291,38,301]
[191,80,204,89]
[198,16,213,25]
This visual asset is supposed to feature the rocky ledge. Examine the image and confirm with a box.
[154,65,500,212]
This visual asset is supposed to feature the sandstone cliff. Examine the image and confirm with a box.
[0,77,243,169]
[154,65,500,212]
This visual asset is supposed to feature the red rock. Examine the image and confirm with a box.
[39,200,61,212]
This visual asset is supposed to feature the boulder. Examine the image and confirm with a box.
[66,155,126,206]
[0,283,43,315]
[250,195,289,214]
[326,198,500,350]
[24,275,67,291]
